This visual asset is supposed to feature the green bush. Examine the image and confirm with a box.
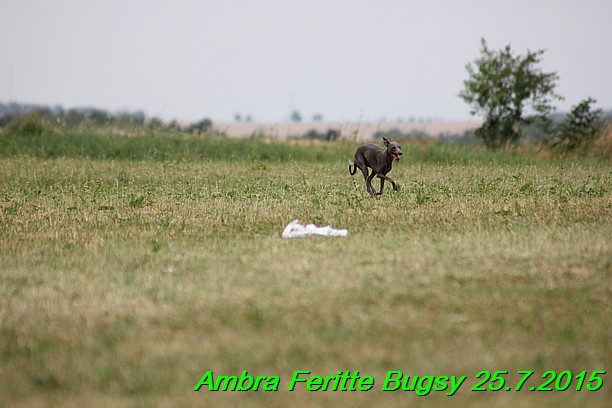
[5,113,51,136]
[552,98,603,151]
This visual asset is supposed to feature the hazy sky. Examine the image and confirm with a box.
[1,0,611,122]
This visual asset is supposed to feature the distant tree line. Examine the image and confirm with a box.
[0,102,213,134]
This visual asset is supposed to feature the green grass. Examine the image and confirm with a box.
[0,126,354,162]
[0,130,610,407]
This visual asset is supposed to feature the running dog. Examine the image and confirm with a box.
[349,137,402,196]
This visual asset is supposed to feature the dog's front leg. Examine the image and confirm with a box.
[378,174,398,191]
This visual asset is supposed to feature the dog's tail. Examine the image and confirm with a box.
[349,163,357,175]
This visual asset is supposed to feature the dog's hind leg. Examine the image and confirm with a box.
[356,166,371,195]
[377,177,385,195]
[366,171,378,196]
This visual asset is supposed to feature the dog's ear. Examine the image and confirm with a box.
[383,137,390,147]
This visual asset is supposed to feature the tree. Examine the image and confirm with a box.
[290,110,302,123]
[459,39,563,149]
[64,109,86,127]
[146,117,165,131]
[88,109,111,126]
[187,118,213,134]
[553,98,603,151]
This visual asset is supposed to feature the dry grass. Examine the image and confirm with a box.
[593,123,612,159]
[0,150,610,407]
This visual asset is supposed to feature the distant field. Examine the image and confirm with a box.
[213,120,482,139]
[0,130,610,407]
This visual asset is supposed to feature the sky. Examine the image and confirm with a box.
[1,0,611,123]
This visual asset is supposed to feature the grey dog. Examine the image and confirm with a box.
[349,137,403,196]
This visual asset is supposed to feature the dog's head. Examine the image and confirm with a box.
[383,137,403,162]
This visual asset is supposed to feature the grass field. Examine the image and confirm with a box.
[0,129,610,407]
